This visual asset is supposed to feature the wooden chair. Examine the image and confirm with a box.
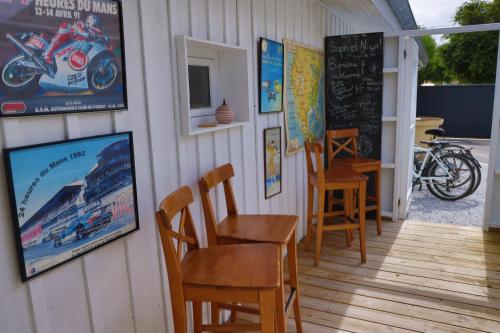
[326,128,383,235]
[199,164,302,333]
[304,141,368,266]
[156,186,279,333]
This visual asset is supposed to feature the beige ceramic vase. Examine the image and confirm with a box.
[215,99,235,124]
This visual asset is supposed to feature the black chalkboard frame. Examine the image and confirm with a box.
[324,32,384,161]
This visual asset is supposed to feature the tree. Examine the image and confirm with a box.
[440,0,500,84]
[418,35,452,84]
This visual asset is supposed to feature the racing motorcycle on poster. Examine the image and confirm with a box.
[0,20,120,98]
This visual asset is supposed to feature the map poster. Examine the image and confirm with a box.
[284,39,325,156]
[259,37,284,113]
[0,0,126,117]
[264,126,282,199]
[4,132,139,281]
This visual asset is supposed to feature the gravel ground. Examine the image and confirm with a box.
[407,139,489,227]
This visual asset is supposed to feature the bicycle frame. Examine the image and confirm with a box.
[413,144,454,182]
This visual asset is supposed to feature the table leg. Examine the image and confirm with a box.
[376,166,382,235]
[359,181,367,263]
[276,246,287,333]
[287,230,302,333]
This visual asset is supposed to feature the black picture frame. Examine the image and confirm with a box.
[4,132,139,281]
[264,126,282,199]
[0,0,128,117]
[258,37,284,114]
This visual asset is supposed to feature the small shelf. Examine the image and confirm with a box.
[190,121,247,135]
[176,35,250,136]
[382,116,397,122]
[381,210,393,218]
[383,67,398,73]
[382,163,395,169]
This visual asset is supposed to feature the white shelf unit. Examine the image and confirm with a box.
[380,36,401,220]
[176,35,251,136]
[382,116,397,122]
[383,67,399,73]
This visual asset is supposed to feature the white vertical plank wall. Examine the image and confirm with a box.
[0,1,403,332]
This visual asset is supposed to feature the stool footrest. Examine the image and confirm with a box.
[219,304,260,315]
[202,323,261,332]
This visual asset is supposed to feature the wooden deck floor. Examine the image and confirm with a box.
[241,219,500,332]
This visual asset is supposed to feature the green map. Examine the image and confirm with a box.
[284,41,325,155]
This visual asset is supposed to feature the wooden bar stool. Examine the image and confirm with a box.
[156,186,279,333]
[326,128,383,235]
[304,141,368,266]
[199,163,302,333]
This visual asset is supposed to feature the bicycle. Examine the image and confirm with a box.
[413,142,476,200]
[424,128,482,193]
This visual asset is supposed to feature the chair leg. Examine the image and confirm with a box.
[343,189,352,247]
[230,309,237,323]
[305,184,314,249]
[327,190,334,215]
[376,166,382,235]
[287,230,302,333]
[358,181,367,263]
[210,302,219,328]
[193,301,202,333]
[259,289,276,333]
[275,246,287,333]
[314,187,325,267]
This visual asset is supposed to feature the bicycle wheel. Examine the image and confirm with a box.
[441,146,482,194]
[425,153,476,201]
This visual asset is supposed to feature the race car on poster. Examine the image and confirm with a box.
[53,206,113,247]
[0,15,121,98]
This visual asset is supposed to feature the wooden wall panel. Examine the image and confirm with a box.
[0,0,378,332]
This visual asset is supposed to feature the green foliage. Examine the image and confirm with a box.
[439,0,500,84]
[418,35,452,84]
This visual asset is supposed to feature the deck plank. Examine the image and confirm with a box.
[241,220,500,333]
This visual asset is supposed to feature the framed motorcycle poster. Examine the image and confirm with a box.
[4,132,139,281]
[0,0,127,117]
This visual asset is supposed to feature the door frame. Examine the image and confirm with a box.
[388,23,500,231]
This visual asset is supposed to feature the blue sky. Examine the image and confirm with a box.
[409,0,467,44]
[9,134,129,226]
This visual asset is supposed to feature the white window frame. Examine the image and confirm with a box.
[187,56,220,118]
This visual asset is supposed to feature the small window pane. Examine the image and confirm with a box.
[188,65,211,109]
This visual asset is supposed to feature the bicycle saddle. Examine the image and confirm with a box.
[420,140,450,148]
[425,128,446,137]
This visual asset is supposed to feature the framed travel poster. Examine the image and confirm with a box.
[4,132,139,281]
[258,37,284,113]
[0,0,127,117]
[264,126,282,199]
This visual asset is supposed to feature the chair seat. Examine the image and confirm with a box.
[216,214,298,245]
[182,244,280,289]
[310,167,368,184]
[334,157,381,169]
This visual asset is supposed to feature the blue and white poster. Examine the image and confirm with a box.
[4,132,139,281]
[259,37,283,113]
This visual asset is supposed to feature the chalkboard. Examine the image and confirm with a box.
[325,33,384,159]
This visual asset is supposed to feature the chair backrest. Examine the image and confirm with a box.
[304,140,325,181]
[156,186,200,333]
[326,128,359,167]
[198,163,238,247]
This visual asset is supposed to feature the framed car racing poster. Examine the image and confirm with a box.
[4,132,139,281]
[0,0,127,117]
